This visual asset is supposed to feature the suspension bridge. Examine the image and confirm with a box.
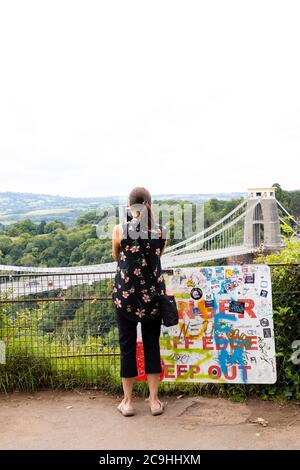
[0,187,299,297]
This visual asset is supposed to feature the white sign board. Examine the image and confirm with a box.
[158,265,276,384]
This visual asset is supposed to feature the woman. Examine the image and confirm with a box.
[112,187,167,417]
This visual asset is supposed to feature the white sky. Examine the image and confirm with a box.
[0,0,299,198]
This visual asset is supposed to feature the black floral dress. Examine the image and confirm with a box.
[112,218,167,323]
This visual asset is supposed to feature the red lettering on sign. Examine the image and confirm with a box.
[164,365,175,379]
[224,366,237,380]
[208,365,222,379]
[215,337,229,350]
[238,299,256,318]
[203,336,214,350]
[198,299,214,320]
[246,336,258,350]
[177,300,197,320]
[218,300,235,316]
[177,300,186,320]
[190,365,200,378]
[185,338,194,349]
[219,299,256,318]
[238,365,251,379]
[172,337,181,350]
[177,365,188,378]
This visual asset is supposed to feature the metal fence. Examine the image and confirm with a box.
[0,264,299,390]
[0,271,120,387]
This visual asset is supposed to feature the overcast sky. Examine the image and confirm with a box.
[0,1,299,198]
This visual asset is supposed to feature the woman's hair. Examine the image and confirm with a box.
[128,187,155,232]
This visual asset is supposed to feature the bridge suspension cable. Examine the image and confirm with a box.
[163,198,262,260]
[276,199,300,230]
[164,198,247,254]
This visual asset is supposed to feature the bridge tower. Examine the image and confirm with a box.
[244,187,282,251]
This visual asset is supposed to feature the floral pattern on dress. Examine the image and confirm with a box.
[112,219,167,323]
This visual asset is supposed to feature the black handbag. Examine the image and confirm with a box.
[155,292,179,327]
[139,236,179,327]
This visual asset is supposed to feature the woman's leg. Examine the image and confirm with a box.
[121,377,135,410]
[147,373,161,410]
[116,313,138,411]
[141,316,162,411]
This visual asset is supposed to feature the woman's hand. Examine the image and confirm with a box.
[160,238,167,256]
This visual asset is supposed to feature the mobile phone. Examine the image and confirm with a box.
[126,207,133,222]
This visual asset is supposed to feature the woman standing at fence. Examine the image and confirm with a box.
[112,187,167,417]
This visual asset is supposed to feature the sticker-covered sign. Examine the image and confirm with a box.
[157,265,276,384]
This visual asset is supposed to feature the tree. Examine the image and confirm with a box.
[18,253,38,266]
[6,219,38,237]
[44,221,65,233]
[272,183,300,218]
[37,220,47,234]
[0,235,12,256]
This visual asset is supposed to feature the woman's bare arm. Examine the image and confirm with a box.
[112,224,122,261]
[160,238,167,256]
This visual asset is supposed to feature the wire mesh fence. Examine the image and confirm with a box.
[0,271,120,388]
[0,264,299,393]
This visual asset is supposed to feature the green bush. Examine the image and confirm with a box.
[0,304,121,393]
[0,349,121,393]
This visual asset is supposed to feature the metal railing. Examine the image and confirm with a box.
[0,264,299,390]
[0,271,119,387]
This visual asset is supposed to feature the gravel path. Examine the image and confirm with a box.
[0,391,299,450]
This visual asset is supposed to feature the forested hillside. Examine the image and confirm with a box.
[0,183,298,268]
[0,198,242,267]
[273,183,300,218]
[0,191,244,227]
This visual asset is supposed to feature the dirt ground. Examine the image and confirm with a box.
[0,390,299,450]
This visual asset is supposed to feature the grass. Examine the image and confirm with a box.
[0,344,280,402]
[0,315,122,393]
[0,349,122,394]
[0,346,297,402]
[24,208,73,216]
[0,323,295,400]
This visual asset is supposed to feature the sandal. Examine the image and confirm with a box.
[117,399,135,417]
[150,399,165,416]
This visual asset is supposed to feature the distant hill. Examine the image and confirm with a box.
[153,192,245,202]
[0,192,121,226]
[0,190,245,226]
